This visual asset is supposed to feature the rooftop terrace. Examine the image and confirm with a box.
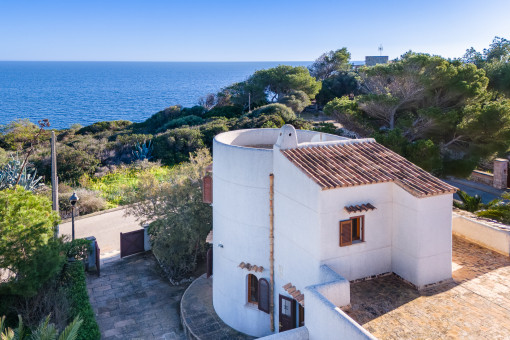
[345,235,510,339]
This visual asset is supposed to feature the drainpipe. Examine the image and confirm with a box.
[269,173,275,332]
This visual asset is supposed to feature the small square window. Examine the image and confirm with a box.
[339,216,364,246]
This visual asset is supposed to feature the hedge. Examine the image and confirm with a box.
[64,261,100,340]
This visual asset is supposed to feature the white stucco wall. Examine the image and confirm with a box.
[319,182,394,281]
[392,185,453,288]
[304,284,376,340]
[212,138,273,337]
[452,213,510,256]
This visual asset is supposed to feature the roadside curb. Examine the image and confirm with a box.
[61,205,128,223]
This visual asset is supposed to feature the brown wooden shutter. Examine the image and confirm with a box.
[258,278,270,313]
[340,220,352,247]
[203,175,212,204]
[206,248,213,278]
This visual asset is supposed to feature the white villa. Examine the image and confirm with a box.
[207,125,457,339]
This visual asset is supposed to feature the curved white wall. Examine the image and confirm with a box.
[212,136,274,337]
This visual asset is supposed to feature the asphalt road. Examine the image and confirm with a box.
[59,208,144,255]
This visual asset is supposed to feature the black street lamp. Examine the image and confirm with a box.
[69,192,79,241]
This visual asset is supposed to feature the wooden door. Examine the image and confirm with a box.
[120,229,145,258]
[279,295,296,332]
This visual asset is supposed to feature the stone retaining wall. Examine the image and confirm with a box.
[469,170,494,187]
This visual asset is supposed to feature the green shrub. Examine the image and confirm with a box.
[115,133,154,147]
[135,105,182,133]
[77,121,131,135]
[234,114,285,130]
[0,147,8,167]
[80,165,173,206]
[152,127,205,165]
[63,239,92,261]
[0,188,62,298]
[63,261,100,340]
[129,150,212,280]
[159,115,204,132]
[57,146,99,184]
[313,122,340,135]
[181,105,206,117]
[58,188,108,216]
[251,103,296,123]
[199,119,230,147]
[203,105,243,119]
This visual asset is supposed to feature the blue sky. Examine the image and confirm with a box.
[0,0,509,62]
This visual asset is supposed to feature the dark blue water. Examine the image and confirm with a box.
[0,61,310,130]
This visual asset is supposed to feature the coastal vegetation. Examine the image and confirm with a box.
[0,188,98,338]
[0,36,509,290]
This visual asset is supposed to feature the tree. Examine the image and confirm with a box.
[484,60,510,96]
[324,96,374,137]
[251,103,296,123]
[221,80,267,111]
[463,36,510,95]
[250,65,321,102]
[484,36,510,63]
[126,149,212,280]
[0,188,62,297]
[315,71,360,106]
[327,52,509,176]
[309,47,352,80]
[358,60,426,130]
[278,90,311,113]
[358,52,488,132]
[197,93,216,110]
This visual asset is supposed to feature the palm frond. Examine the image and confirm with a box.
[56,316,82,340]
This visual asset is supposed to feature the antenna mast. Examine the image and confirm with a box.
[378,44,383,56]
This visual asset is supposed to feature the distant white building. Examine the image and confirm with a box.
[208,125,456,339]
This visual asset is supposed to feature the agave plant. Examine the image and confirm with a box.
[0,314,82,340]
[0,155,43,191]
[132,140,153,161]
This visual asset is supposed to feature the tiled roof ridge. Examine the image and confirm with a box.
[296,138,375,149]
[281,140,457,198]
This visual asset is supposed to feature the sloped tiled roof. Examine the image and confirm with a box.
[281,141,457,198]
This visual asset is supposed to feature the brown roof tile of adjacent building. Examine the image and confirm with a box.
[281,141,457,198]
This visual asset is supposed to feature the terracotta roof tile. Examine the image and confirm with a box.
[281,141,457,198]
[345,203,376,213]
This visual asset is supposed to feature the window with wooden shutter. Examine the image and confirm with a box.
[247,274,258,304]
[340,220,352,246]
[258,278,270,313]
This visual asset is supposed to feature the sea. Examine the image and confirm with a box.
[0,61,311,130]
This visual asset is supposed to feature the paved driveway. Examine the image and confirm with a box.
[59,208,143,256]
[87,253,187,340]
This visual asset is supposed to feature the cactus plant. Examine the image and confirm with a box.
[132,140,153,161]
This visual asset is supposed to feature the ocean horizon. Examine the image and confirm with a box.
[0,61,312,130]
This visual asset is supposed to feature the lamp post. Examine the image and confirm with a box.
[69,192,79,241]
